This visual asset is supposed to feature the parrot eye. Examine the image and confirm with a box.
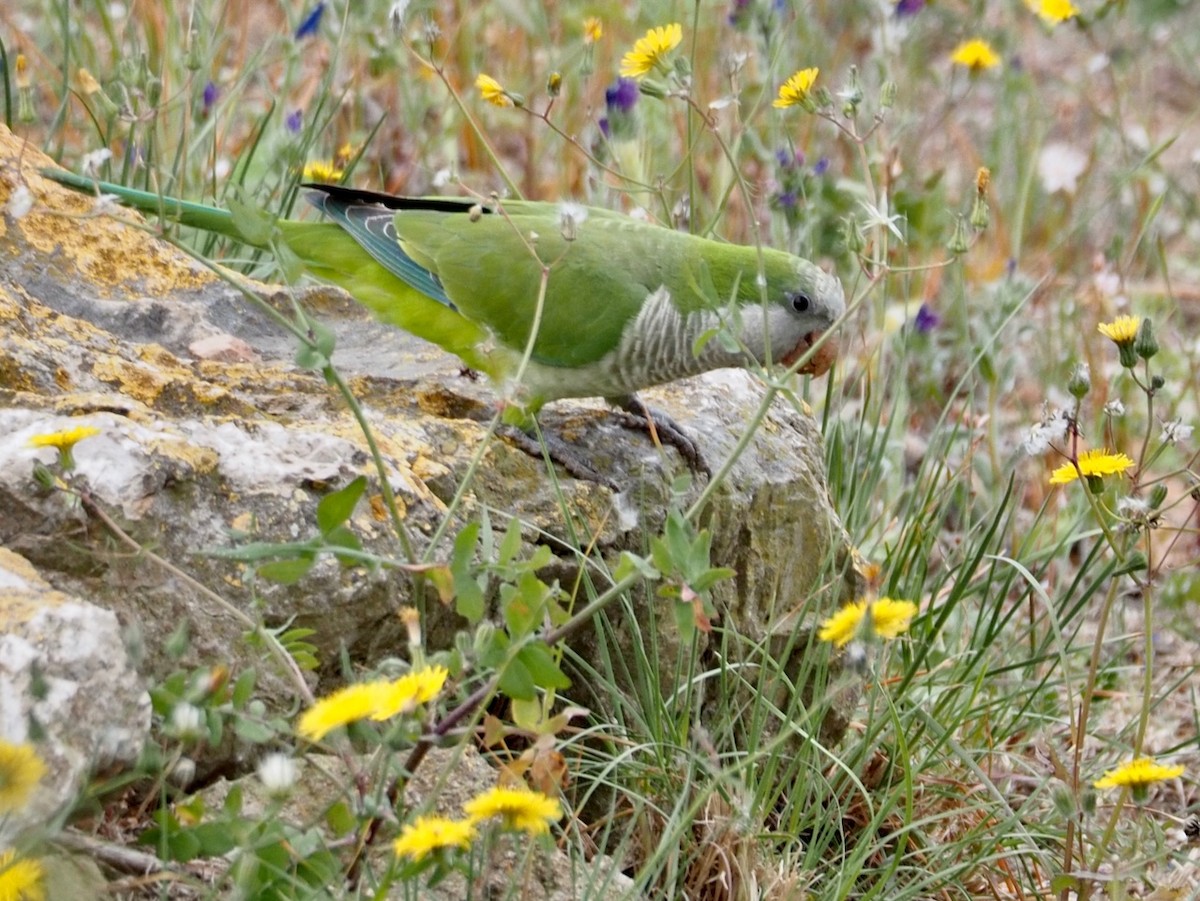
[788,292,812,314]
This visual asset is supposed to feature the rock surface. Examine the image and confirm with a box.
[0,548,151,844]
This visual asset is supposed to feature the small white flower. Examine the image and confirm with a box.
[257,752,298,796]
[1103,399,1126,418]
[431,167,452,188]
[1037,142,1087,195]
[1161,419,1193,445]
[1117,495,1150,522]
[92,193,122,215]
[5,184,34,219]
[388,0,410,33]
[558,201,588,241]
[169,703,205,740]
[858,196,905,241]
[80,148,113,176]
[1023,409,1070,456]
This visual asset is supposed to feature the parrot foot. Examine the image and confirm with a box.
[610,397,710,476]
[498,425,619,490]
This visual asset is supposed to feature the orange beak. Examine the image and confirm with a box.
[784,331,839,377]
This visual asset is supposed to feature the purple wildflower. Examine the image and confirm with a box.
[202,81,218,115]
[286,109,303,133]
[913,304,940,333]
[605,78,639,114]
[812,157,830,177]
[895,0,924,15]
[295,2,325,39]
[775,148,804,169]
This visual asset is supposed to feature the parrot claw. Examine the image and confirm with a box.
[610,397,711,477]
[498,425,619,490]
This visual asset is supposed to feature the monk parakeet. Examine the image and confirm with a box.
[43,170,844,472]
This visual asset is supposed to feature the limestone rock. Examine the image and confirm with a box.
[0,548,151,843]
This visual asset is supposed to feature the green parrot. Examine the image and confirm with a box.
[42,170,844,472]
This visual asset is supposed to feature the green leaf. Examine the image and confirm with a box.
[497,655,536,700]
[615,550,659,583]
[673,598,697,645]
[257,557,315,585]
[502,571,550,638]
[692,566,735,593]
[324,524,363,565]
[452,523,485,622]
[192,822,238,857]
[325,801,357,838]
[517,642,571,690]
[223,784,243,816]
[233,717,276,744]
[317,476,367,534]
[498,518,523,569]
[231,669,257,708]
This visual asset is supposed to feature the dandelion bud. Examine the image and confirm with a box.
[16,54,35,123]
[947,215,970,255]
[843,216,866,255]
[473,621,496,658]
[1148,484,1168,510]
[969,193,990,230]
[547,71,562,97]
[1050,786,1076,819]
[880,80,897,110]
[976,167,990,195]
[1150,374,1165,391]
[638,78,668,100]
[1134,317,1158,360]
[15,53,31,90]
[1067,362,1091,399]
[185,32,203,71]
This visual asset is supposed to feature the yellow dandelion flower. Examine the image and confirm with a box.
[772,67,820,109]
[15,54,30,90]
[334,142,360,167]
[0,850,44,901]
[464,785,563,836]
[475,73,514,107]
[1097,315,1140,345]
[583,17,603,44]
[1048,449,1135,485]
[297,681,387,741]
[950,39,1000,72]
[1094,757,1184,790]
[301,160,345,182]
[0,741,47,813]
[27,425,100,452]
[77,68,102,96]
[1028,0,1079,24]
[818,597,918,648]
[369,665,449,721]
[393,814,476,861]
[619,23,682,79]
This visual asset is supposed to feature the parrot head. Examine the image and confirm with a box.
[747,257,844,377]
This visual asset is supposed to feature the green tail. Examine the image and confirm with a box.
[41,168,252,243]
[41,166,498,376]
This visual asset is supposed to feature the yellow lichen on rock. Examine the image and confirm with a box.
[0,125,213,297]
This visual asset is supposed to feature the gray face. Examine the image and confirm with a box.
[743,266,845,374]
